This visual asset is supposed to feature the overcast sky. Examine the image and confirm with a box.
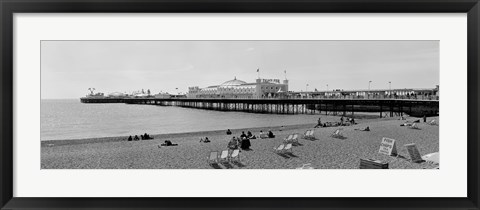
[41,40,439,99]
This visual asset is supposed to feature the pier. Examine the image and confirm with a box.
[80,97,439,117]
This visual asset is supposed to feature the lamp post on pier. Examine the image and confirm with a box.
[388,81,391,98]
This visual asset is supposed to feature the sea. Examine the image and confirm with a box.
[41,99,322,141]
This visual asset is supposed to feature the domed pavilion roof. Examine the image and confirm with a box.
[219,77,246,88]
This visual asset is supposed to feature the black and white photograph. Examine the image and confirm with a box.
[40,40,440,169]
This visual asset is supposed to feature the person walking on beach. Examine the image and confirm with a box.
[314,117,322,128]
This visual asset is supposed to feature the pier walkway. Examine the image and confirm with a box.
[80,97,439,117]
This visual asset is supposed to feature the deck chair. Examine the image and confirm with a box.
[304,130,315,140]
[308,130,316,140]
[283,134,293,143]
[219,150,229,162]
[330,129,344,138]
[274,144,285,153]
[207,151,219,165]
[408,123,420,129]
[302,130,311,139]
[229,149,240,162]
[283,143,293,153]
[290,133,299,144]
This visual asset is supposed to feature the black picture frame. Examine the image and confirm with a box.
[1,0,479,209]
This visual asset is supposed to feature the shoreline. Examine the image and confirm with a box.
[41,123,315,147]
[40,113,393,146]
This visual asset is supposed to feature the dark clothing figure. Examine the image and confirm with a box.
[240,138,251,150]
[240,131,247,139]
[127,136,132,141]
[268,131,275,138]
[161,140,178,146]
[134,135,140,141]
[204,137,210,143]
[141,135,145,140]
[423,115,427,123]
[247,131,253,138]
[226,129,232,135]
[364,126,370,131]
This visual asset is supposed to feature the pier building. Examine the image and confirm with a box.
[187,77,289,99]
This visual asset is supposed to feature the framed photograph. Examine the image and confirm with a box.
[1,0,479,209]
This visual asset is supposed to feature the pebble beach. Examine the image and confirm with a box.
[41,115,439,169]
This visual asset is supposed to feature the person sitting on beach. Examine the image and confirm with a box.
[204,137,210,143]
[161,140,178,146]
[314,117,322,128]
[247,131,256,139]
[140,135,145,140]
[199,138,204,142]
[144,133,151,140]
[128,136,133,141]
[134,135,140,141]
[226,129,232,135]
[268,130,275,138]
[227,137,239,150]
[355,126,370,131]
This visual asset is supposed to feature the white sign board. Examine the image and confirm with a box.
[405,143,423,163]
[379,137,397,156]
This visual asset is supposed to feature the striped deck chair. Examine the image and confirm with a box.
[274,144,285,153]
[207,151,219,165]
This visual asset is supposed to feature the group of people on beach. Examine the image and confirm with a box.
[314,116,356,128]
[127,133,153,141]
[199,137,211,143]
